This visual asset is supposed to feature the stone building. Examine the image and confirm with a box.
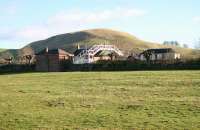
[35,48,73,72]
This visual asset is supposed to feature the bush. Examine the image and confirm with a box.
[0,64,35,74]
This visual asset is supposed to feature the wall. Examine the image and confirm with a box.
[36,54,60,72]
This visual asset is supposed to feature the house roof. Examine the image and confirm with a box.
[36,48,74,56]
[95,50,115,56]
[74,49,116,57]
[74,49,87,56]
[142,48,176,54]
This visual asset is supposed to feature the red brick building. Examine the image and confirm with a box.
[35,48,73,72]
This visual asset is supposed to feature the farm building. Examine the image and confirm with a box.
[139,48,180,62]
[73,44,124,64]
[35,48,73,72]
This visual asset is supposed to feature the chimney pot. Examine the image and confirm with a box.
[77,44,80,50]
[46,47,49,53]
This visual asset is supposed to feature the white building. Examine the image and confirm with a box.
[140,48,181,61]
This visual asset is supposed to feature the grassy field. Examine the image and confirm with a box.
[0,71,199,130]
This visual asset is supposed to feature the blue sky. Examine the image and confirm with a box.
[0,0,200,49]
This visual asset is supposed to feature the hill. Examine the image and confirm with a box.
[0,49,6,52]
[0,29,199,59]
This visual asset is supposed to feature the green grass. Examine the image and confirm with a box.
[0,71,200,130]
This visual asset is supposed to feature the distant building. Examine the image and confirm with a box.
[35,48,73,72]
[73,44,124,64]
[139,48,180,62]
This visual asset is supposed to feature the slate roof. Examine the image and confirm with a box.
[36,48,74,56]
[73,49,87,56]
[95,50,115,56]
[142,48,175,54]
[74,49,115,57]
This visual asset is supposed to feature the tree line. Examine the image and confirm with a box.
[163,38,200,49]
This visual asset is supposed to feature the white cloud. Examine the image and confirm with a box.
[1,1,19,15]
[0,7,147,44]
[48,8,146,25]
[4,5,18,15]
[193,16,200,23]
[15,26,50,40]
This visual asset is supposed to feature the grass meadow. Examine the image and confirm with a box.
[0,71,199,130]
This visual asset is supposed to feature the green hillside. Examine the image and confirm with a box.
[22,28,166,55]
[0,29,199,59]
[0,49,6,52]
[0,49,19,59]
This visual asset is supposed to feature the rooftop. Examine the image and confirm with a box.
[36,48,74,56]
[143,48,176,54]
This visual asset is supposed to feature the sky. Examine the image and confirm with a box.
[0,0,200,49]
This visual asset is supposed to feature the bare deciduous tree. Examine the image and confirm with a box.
[143,50,153,63]
[163,41,180,47]
[183,44,188,48]
[24,55,33,65]
[4,57,13,64]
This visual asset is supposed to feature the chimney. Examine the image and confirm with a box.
[46,47,49,53]
[77,44,80,50]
